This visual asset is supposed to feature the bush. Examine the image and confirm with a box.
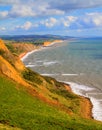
[0,49,5,55]
[22,69,43,85]
[6,44,16,53]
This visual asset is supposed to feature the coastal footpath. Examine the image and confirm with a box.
[0,39,102,130]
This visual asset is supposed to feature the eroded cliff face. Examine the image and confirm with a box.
[12,43,38,53]
[0,39,28,86]
[0,56,28,86]
[0,39,25,72]
[43,41,51,46]
[0,39,9,52]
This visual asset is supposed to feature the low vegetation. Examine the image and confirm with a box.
[0,75,102,130]
[22,68,43,85]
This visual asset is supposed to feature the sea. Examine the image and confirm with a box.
[22,38,102,121]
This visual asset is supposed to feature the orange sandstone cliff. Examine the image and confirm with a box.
[43,40,63,47]
[0,39,28,86]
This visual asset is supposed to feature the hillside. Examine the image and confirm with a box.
[0,39,102,129]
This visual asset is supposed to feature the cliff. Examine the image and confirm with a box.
[43,40,63,46]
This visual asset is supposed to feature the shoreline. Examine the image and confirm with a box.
[20,47,43,61]
[20,40,64,61]
[64,83,93,119]
[19,52,27,59]
[20,40,93,120]
[80,96,93,119]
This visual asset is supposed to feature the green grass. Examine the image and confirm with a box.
[0,75,102,130]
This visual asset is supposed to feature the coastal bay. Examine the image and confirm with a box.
[22,39,102,121]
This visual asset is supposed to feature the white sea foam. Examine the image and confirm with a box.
[90,97,102,121]
[41,73,58,76]
[21,50,38,61]
[28,62,32,65]
[64,81,102,121]
[26,64,35,67]
[61,73,84,76]
[26,60,59,68]
[26,64,42,67]
[43,61,58,66]
[21,47,44,61]
[62,74,78,76]
[36,60,43,63]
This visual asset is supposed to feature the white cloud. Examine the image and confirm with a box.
[1,0,102,19]
[16,21,32,30]
[62,16,77,27]
[0,27,6,31]
[86,13,102,26]
[22,21,32,30]
[39,13,102,29]
[41,17,57,27]
[10,5,36,17]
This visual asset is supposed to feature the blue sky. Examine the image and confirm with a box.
[0,0,102,37]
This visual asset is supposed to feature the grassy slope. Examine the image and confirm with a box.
[0,40,102,129]
[0,75,102,130]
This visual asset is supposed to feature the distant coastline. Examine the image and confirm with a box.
[20,40,64,60]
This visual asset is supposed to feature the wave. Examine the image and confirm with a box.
[64,81,102,121]
[26,64,43,67]
[62,73,78,76]
[90,97,102,121]
[43,61,59,66]
[21,46,44,61]
[41,73,58,76]
[41,73,81,76]
[21,50,38,61]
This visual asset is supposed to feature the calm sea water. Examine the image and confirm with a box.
[22,39,102,121]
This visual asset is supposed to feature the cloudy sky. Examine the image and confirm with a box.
[0,0,102,36]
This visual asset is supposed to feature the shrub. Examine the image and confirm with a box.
[22,69,43,85]
[0,49,5,55]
